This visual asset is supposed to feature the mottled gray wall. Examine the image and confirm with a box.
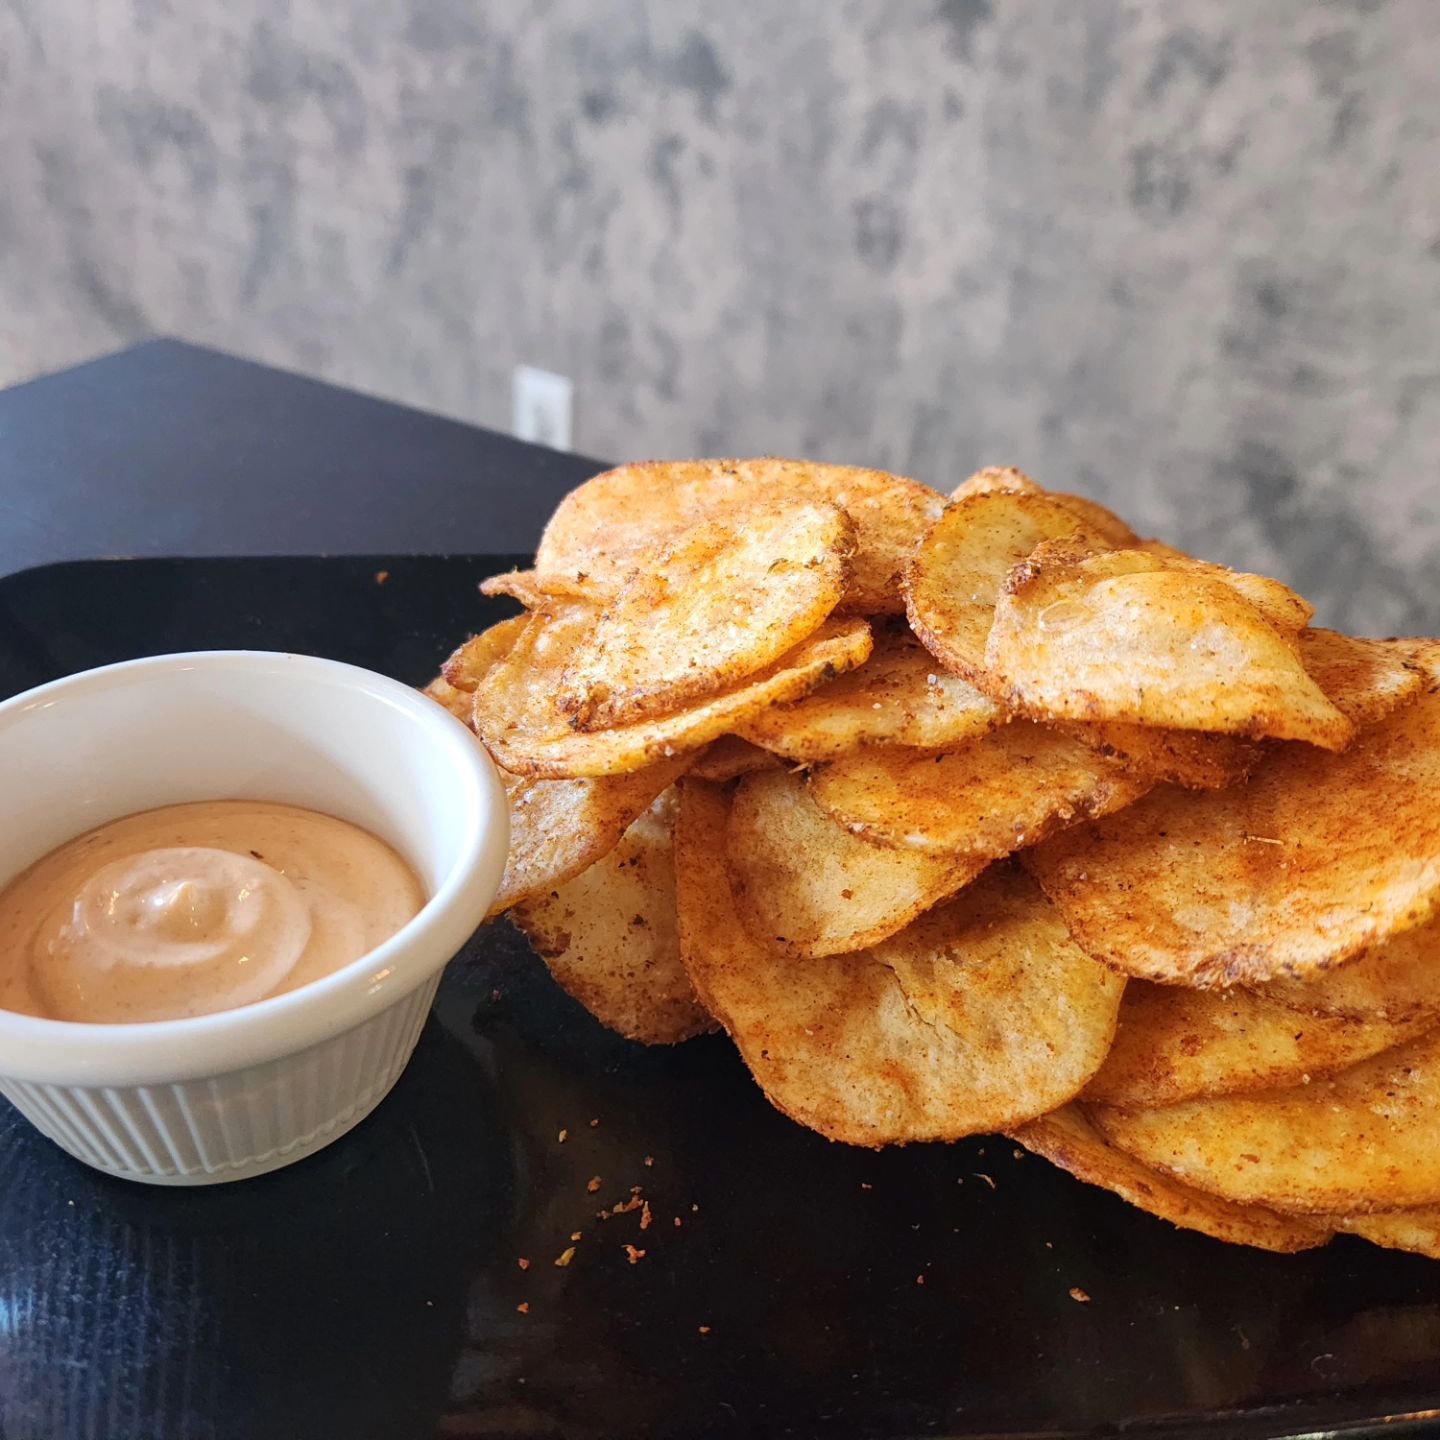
[3,0,1438,630]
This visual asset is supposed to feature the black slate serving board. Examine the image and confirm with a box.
[1,556,1439,1440]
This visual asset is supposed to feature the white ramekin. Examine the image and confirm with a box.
[0,651,508,1185]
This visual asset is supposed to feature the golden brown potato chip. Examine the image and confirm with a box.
[1299,628,1425,728]
[726,767,983,957]
[1058,721,1261,790]
[474,605,872,779]
[985,543,1352,749]
[1135,544,1315,635]
[736,625,1003,762]
[439,615,530,693]
[1091,1027,1440,1213]
[1254,913,1440,1024]
[557,498,853,731]
[421,675,475,725]
[688,735,782,783]
[535,458,944,614]
[488,755,693,916]
[905,490,1107,681]
[478,568,598,608]
[808,722,1151,858]
[950,467,1139,547]
[510,790,714,1044]
[1009,1106,1331,1253]
[1328,1208,1440,1259]
[1081,980,1427,1110]
[1025,686,1440,985]
[677,784,1120,1142]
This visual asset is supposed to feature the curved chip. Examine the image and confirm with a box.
[511,790,714,1044]
[1254,913,1440,1024]
[474,605,873,778]
[557,497,852,730]
[1091,1027,1440,1214]
[688,735,781,783]
[1057,721,1261,791]
[677,783,1119,1143]
[1299,628,1425,728]
[535,457,944,614]
[737,625,1003,762]
[1009,1106,1331,1254]
[438,615,530,693]
[488,755,693,916]
[726,767,983,957]
[950,467,1139,546]
[905,490,1106,681]
[1081,980,1427,1110]
[422,675,476,725]
[808,722,1150,858]
[479,569,598,608]
[1136,544,1315,636]
[1328,1208,1440,1260]
[1025,686,1440,985]
[985,543,1352,749]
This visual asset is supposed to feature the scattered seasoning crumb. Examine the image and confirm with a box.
[425,1299,433,1307]
[1013,1148,1025,1160]
[517,1302,530,1314]
[555,1246,577,1268]
[570,1231,582,1242]
[1069,1287,1091,1304]
[374,569,389,585]
[587,1176,602,1193]
[673,1217,683,1228]
[490,989,502,1002]
[974,1172,996,1190]
[558,1129,568,1143]
[915,1274,925,1286]
[644,1155,654,1167]
[623,1245,646,1265]
[698,1325,712,1335]
[609,1195,644,1215]
[860,1182,872,1191]
[517,1258,531,1271]
[640,1201,653,1231]
[590,1118,600,1128]
[1044,1241,1053,1249]
[691,1203,699,1213]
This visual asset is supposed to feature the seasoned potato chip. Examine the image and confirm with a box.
[737,625,1003,762]
[808,722,1150,858]
[479,568,597,608]
[1026,686,1440,985]
[688,735,781,783]
[1091,1027,1440,1214]
[439,615,530,693]
[985,542,1352,749]
[1081,981,1427,1110]
[1058,721,1261,790]
[726,767,983,957]
[677,784,1119,1141]
[1135,544,1315,635]
[1009,1106,1330,1253]
[557,498,853,731]
[950,467,1139,546]
[535,457,944,614]
[489,755,693,916]
[475,605,872,778]
[1328,1208,1440,1259]
[905,490,1107,681]
[422,675,476,725]
[511,790,714,1044]
[1299,628,1425,728]
[1254,913,1440,1024]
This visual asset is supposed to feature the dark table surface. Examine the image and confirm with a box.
[0,339,604,580]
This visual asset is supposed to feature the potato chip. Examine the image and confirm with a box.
[535,457,944,614]
[726,767,983,957]
[677,784,1119,1141]
[1328,1208,1440,1259]
[1081,980,1427,1110]
[736,625,1003,762]
[439,615,530,693]
[422,675,475,725]
[905,490,1107,681]
[557,497,852,731]
[1009,1106,1330,1253]
[489,755,693,916]
[474,605,873,779]
[1091,1027,1440,1213]
[1026,685,1440,985]
[688,735,781,783]
[950,467,1139,546]
[1136,544,1315,635]
[1058,721,1261,790]
[1299,628,1425,728]
[510,790,714,1044]
[985,542,1352,749]
[808,722,1150,858]
[1254,913,1440,1024]
[479,568,597,608]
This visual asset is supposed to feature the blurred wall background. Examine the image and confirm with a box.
[2,0,1437,630]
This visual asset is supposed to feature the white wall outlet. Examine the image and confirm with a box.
[512,365,574,451]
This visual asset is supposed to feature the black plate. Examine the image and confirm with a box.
[2,556,1439,1440]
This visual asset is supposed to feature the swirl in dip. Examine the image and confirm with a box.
[0,801,425,1023]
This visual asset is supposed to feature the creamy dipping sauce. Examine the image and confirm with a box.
[0,801,425,1024]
